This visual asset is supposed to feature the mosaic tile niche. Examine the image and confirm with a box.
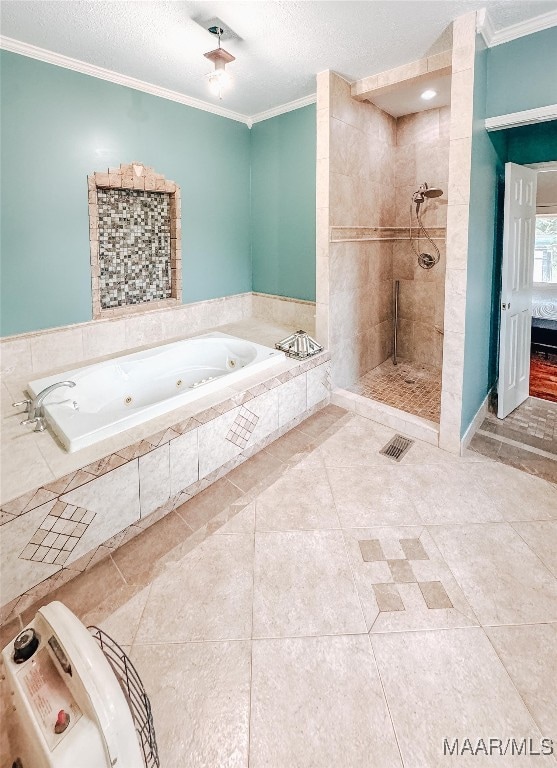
[88,162,182,319]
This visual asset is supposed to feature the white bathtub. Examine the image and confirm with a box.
[28,332,285,452]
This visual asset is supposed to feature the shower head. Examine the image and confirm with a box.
[413,182,444,203]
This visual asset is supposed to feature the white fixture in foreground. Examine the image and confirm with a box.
[204,25,235,100]
[1,601,158,767]
[421,89,437,100]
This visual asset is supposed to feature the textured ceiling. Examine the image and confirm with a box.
[1,1,556,116]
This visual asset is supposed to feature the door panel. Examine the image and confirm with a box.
[497,163,537,419]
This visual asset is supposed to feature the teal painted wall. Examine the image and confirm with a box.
[486,26,557,118]
[505,121,557,164]
[461,28,557,435]
[0,51,251,336]
[250,106,316,302]
[461,39,506,436]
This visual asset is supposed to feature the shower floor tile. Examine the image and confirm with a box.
[347,359,442,423]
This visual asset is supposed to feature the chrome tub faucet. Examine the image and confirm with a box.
[13,380,76,432]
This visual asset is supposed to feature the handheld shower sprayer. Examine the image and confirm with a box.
[410,182,444,269]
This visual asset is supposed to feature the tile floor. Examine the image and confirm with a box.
[470,396,557,483]
[1,405,557,767]
[348,359,442,422]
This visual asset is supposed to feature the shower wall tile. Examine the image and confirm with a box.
[323,72,409,389]
[331,73,369,132]
[415,139,450,187]
[439,106,451,140]
[331,339,361,389]
[316,158,330,209]
[391,107,449,372]
[445,204,471,270]
[316,109,330,160]
[443,269,468,336]
[315,302,330,351]
[392,242,415,280]
[448,137,473,204]
[439,14,475,453]
[330,173,359,226]
[396,109,439,147]
[451,11,477,74]
[449,69,475,141]
[394,144,416,189]
[441,331,465,393]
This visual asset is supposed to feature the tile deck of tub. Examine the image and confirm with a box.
[1,404,556,767]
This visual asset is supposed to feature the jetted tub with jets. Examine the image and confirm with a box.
[27,332,285,452]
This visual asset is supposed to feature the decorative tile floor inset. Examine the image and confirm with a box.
[344,526,477,632]
[347,359,441,422]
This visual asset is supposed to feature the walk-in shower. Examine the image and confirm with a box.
[410,182,444,270]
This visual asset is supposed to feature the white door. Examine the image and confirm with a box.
[497,162,537,419]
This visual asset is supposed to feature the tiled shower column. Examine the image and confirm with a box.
[439,11,477,453]
[316,71,396,388]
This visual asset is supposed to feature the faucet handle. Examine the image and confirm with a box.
[21,416,45,432]
[12,399,31,413]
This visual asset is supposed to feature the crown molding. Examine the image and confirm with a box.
[476,8,557,48]
[0,35,318,127]
[0,35,250,125]
[485,103,557,131]
[476,9,495,47]
[250,93,317,126]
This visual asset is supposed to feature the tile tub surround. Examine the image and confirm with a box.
[2,406,556,767]
[251,292,316,336]
[88,162,182,319]
[0,292,319,384]
[0,333,331,616]
[0,292,252,381]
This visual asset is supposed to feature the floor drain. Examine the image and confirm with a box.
[379,434,414,461]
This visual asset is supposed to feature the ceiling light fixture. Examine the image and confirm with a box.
[421,89,437,100]
[204,26,235,100]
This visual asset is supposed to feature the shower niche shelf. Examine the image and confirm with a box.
[330,226,446,243]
